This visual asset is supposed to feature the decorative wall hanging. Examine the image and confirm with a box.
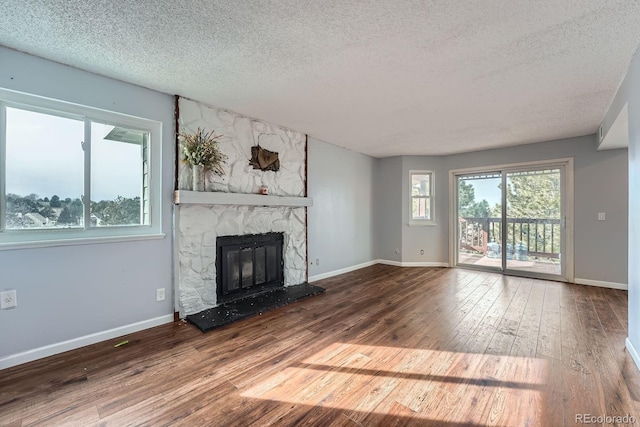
[250,145,280,172]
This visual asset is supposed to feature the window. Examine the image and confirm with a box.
[0,88,162,247]
[410,170,435,225]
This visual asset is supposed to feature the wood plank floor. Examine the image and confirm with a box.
[1,265,639,426]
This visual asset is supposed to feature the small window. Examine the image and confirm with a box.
[410,171,435,224]
[90,123,148,227]
[0,89,162,248]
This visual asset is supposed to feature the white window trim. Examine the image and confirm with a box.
[0,87,164,249]
[447,157,574,282]
[409,170,436,226]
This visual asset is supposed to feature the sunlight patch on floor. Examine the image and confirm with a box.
[241,343,549,426]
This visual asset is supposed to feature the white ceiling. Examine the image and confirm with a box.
[1,1,639,157]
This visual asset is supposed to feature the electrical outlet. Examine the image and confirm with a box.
[420,249,425,255]
[598,212,606,221]
[1,290,17,309]
[156,288,165,302]
[316,258,320,266]
[395,248,400,255]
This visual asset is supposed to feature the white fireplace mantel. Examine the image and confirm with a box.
[174,190,313,207]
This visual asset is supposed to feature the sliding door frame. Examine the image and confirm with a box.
[449,158,574,282]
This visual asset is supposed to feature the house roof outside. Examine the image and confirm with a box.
[24,212,47,227]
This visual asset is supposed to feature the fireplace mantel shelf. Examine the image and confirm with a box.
[174,190,313,207]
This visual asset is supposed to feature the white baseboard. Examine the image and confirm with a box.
[0,314,174,371]
[573,278,628,290]
[309,259,449,282]
[626,338,640,372]
[309,260,379,282]
[377,259,449,268]
[375,259,403,267]
[311,265,619,291]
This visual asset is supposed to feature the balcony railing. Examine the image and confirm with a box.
[459,216,561,260]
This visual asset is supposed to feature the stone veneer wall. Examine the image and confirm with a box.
[178,98,305,196]
[176,97,307,316]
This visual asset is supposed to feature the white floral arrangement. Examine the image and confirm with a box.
[179,127,227,176]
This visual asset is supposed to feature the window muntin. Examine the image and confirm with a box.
[411,171,434,223]
[0,89,161,246]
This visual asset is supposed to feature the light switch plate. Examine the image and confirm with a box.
[598,212,606,221]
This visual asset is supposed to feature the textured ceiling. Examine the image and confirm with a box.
[1,1,640,157]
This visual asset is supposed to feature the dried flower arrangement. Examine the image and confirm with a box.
[179,127,227,176]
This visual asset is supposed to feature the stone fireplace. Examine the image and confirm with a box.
[175,97,309,317]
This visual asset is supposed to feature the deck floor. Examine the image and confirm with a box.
[458,252,562,276]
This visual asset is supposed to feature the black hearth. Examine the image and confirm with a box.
[216,232,284,304]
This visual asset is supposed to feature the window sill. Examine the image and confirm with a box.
[409,220,437,227]
[0,233,166,251]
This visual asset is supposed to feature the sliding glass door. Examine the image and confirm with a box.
[455,162,568,280]
[505,168,562,276]
[457,172,503,271]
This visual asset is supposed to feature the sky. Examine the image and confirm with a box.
[461,176,502,207]
[5,107,142,201]
[461,170,561,210]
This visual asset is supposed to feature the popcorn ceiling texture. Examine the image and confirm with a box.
[177,98,307,316]
[1,1,640,156]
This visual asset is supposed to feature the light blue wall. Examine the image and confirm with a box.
[374,157,403,262]
[400,156,448,263]
[311,134,627,286]
[1,44,633,370]
[444,136,628,285]
[0,47,175,365]
[603,48,640,367]
[307,138,376,277]
[373,135,627,286]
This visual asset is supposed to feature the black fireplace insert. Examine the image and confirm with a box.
[216,232,284,304]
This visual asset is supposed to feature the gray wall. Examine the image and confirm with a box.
[312,134,627,285]
[0,47,175,363]
[400,156,448,263]
[444,136,628,284]
[603,49,640,363]
[376,136,627,284]
[307,138,376,278]
[1,45,633,368]
[374,157,403,262]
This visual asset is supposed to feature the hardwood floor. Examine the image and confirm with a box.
[1,265,639,426]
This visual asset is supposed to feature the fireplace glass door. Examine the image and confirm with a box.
[217,232,284,303]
